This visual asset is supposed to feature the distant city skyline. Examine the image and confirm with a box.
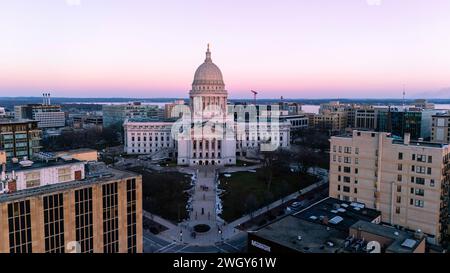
[1,0,450,99]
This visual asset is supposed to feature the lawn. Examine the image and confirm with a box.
[218,169,317,222]
[127,166,192,223]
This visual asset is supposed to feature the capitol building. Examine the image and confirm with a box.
[124,46,291,166]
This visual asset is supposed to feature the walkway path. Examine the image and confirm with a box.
[145,165,329,249]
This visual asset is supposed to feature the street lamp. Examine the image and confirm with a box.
[218,229,223,242]
[180,230,183,242]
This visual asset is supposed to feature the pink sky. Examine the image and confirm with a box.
[0,0,450,99]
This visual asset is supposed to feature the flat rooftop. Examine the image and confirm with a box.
[0,118,38,125]
[55,148,98,154]
[126,117,176,123]
[6,158,83,173]
[1,164,139,203]
[252,197,381,253]
[350,220,425,253]
[252,215,347,253]
[294,197,381,232]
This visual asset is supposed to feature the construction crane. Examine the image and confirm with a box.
[251,90,258,105]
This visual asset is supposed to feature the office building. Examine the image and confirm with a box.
[71,114,103,131]
[354,107,377,130]
[0,156,142,253]
[377,108,446,140]
[102,102,163,128]
[0,119,42,161]
[310,110,348,133]
[431,112,450,144]
[329,130,449,243]
[14,94,65,129]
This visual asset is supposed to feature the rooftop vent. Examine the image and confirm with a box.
[329,216,344,225]
[401,239,417,249]
[19,160,34,167]
[60,155,73,161]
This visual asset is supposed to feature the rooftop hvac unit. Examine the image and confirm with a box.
[19,160,34,167]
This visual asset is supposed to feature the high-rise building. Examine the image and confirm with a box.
[431,112,450,144]
[354,107,377,130]
[311,110,348,133]
[0,119,42,161]
[329,130,449,244]
[102,102,163,128]
[14,94,66,129]
[376,108,446,140]
[0,157,142,253]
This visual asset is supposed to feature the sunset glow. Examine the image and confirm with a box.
[1,0,450,98]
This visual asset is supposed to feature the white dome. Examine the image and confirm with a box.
[192,45,224,86]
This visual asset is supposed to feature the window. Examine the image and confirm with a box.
[25,171,41,188]
[415,188,425,196]
[343,186,350,193]
[412,154,416,160]
[355,158,359,164]
[43,193,65,253]
[354,188,358,194]
[397,185,402,193]
[338,185,341,191]
[58,167,72,182]
[333,155,336,162]
[414,199,424,208]
[396,207,401,214]
[398,152,403,160]
[427,167,431,175]
[344,157,351,164]
[355,168,358,174]
[75,188,93,253]
[355,148,359,154]
[416,166,425,174]
[338,166,342,172]
[417,154,426,162]
[415,177,425,185]
[8,200,32,253]
[126,179,137,253]
[430,179,435,187]
[397,164,402,171]
[333,145,336,152]
[428,156,432,163]
[397,174,402,182]
[344,147,351,154]
[338,175,341,182]
[344,166,351,173]
[343,176,351,183]
[102,182,119,253]
[396,196,401,203]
